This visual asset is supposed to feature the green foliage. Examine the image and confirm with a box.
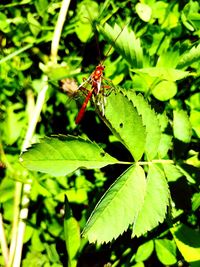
[171,224,200,263]
[103,90,146,161]
[99,23,143,67]
[64,196,80,267]
[82,165,146,243]
[132,165,169,237]
[20,135,119,176]
[155,239,177,265]
[1,0,200,266]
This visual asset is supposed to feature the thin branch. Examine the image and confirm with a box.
[0,213,9,266]
[51,0,71,63]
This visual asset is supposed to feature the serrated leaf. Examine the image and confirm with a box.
[124,90,161,160]
[99,23,143,67]
[132,165,169,237]
[173,110,192,143]
[132,67,191,81]
[177,43,200,69]
[64,196,80,267]
[103,90,146,161]
[82,165,146,244]
[171,224,200,262]
[20,135,119,176]
[155,239,177,265]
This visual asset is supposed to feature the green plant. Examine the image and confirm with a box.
[1,0,200,267]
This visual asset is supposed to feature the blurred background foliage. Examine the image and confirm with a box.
[0,0,200,266]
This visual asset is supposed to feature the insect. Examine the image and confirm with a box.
[75,24,125,124]
[75,63,105,124]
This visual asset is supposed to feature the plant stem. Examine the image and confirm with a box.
[0,212,9,266]
[9,0,71,265]
[10,80,48,267]
[51,0,71,64]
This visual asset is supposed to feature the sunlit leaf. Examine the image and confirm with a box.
[20,135,119,176]
[99,23,143,67]
[178,43,200,69]
[75,0,99,43]
[153,80,177,101]
[135,3,152,22]
[171,224,200,262]
[132,67,191,81]
[132,165,169,237]
[82,165,146,244]
[163,163,183,182]
[64,196,80,267]
[155,239,177,265]
[173,110,192,143]
[124,90,161,160]
[135,240,154,262]
[103,90,146,161]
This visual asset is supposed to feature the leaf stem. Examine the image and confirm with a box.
[116,159,174,165]
[138,159,174,165]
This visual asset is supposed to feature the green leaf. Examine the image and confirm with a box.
[132,67,191,81]
[103,90,146,161]
[135,3,152,22]
[163,163,183,182]
[173,110,192,143]
[152,80,177,101]
[3,103,25,145]
[20,135,119,176]
[75,0,99,43]
[171,224,200,262]
[157,133,172,158]
[40,61,81,81]
[27,13,41,36]
[64,196,80,267]
[99,23,143,67]
[82,165,146,244]
[135,240,154,262]
[190,110,200,138]
[192,193,200,211]
[178,44,200,69]
[124,90,161,160]
[155,239,177,265]
[132,165,169,237]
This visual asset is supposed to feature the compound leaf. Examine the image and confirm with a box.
[20,135,119,176]
[82,165,146,244]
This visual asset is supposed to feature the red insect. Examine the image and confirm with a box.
[75,25,125,124]
[75,63,105,124]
